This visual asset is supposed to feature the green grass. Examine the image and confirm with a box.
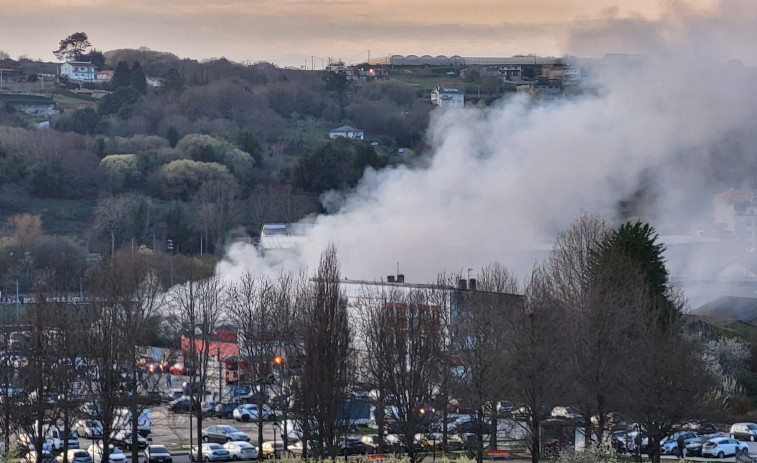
[53,93,98,111]
[356,426,378,435]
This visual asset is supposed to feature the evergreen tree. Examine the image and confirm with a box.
[129,62,147,95]
[166,126,179,148]
[111,61,131,90]
[590,221,679,324]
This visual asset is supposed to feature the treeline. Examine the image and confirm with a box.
[0,48,429,258]
[0,215,750,463]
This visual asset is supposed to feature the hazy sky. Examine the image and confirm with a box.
[0,0,716,67]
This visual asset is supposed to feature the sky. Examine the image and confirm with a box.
[0,0,717,67]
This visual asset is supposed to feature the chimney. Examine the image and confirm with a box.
[469,278,477,291]
[387,275,395,283]
[457,279,467,291]
[397,274,405,283]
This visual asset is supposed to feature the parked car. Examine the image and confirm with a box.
[660,432,698,455]
[214,403,240,419]
[110,430,148,450]
[139,391,162,405]
[685,436,710,457]
[75,420,103,439]
[337,438,368,456]
[260,441,285,459]
[233,404,275,422]
[551,406,585,424]
[56,450,93,463]
[682,420,717,435]
[144,445,173,463]
[190,443,231,462]
[731,422,757,441]
[80,402,103,419]
[169,397,212,414]
[702,437,748,458]
[26,450,55,463]
[165,389,185,403]
[223,441,258,461]
[87,443,126,463]
[202,425,250,443]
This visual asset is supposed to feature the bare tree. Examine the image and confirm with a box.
[298,245,353,459]
[620,296,716,463]
[505,267,567,463]
[542,215,618,443]
[168,268,224,455]
[379,287,444,463]
[227,272,297,460]
[85,250,163,463]
[449,264,521,463]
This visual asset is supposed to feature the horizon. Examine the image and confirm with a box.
[0,0,717,68]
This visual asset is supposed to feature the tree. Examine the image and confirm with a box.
[8,213,43,244]
[111,61,131,90]
[506,267,567,463]
[85,250,163,463]
[129,62,147,95]
[449,265,520,463]
[168,268,224,455]
[299,245,353,458]
[59,108,99,135]
[227,273,297,460]
[82,49,106,68]
[98,87,140,116]
[53,32,91,61]
[619,300,716,463]
[295,138,387,194]
[166,126,179,148]
[591,221,678,325]
[236,130,263,165]
[360,284,445,463]
[543,215,621,444]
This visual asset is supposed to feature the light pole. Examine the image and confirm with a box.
[166,239,174,286]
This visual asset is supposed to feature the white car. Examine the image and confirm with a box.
[232,404,275,422]
[76,420,103,439]
[222,441,258,460]
[702,437,749,458]
[87,443,127,463]
[190,443,231,462]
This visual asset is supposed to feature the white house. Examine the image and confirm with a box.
[329,125,364,140]
[431,86,464,108]
[59,61,96,81]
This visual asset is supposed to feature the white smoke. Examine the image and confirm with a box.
[218,0,757,301]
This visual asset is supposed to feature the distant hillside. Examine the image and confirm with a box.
[692,296,757,324]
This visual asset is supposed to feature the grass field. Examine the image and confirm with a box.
[53,92,98,111]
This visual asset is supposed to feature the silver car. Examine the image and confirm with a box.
[222,442,257,461]
[191,444,231,462]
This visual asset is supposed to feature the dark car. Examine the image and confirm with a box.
[202,425,250,443]
[145,445,173,463]
[139,391,162,406]
[685,436,709,457]
[169,397,192,413]
[338,439,368,456]
[214,402,240,419]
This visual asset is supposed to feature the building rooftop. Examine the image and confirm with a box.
[331,125,362,133]
[64,61,96,67]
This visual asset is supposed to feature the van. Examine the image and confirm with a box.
[730,422,757,441]
[113,408,151,437]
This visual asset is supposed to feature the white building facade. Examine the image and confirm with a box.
[59,61,96,81]
[431,86,464,108]
[329,125,364,140]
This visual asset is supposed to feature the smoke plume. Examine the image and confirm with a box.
[218,1,757,304]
